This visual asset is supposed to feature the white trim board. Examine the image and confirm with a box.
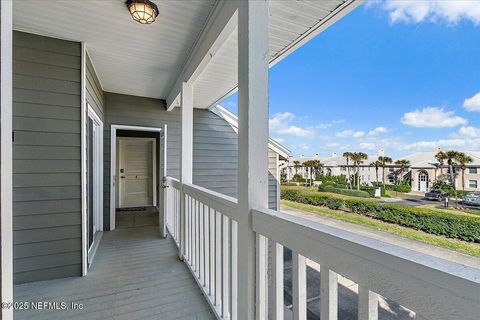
[109,125,162,230]
[80,42,87,277]
[1,1,14,317]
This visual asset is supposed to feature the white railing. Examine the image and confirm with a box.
[165,177,239,320]
[252,207,480,320]
[165,177,181,246]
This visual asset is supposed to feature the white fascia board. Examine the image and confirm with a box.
[210,105,291,159]
[166,1,238,111]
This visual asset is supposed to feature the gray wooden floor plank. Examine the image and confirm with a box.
[14,226,215,320]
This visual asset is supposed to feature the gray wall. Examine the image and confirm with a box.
[104,92,279,227]
[86,52,104,120]
[12,31,82,283]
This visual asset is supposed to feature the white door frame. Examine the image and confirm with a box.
[86,104,104,265]
[117,137,156,208]
[110,125,162,230]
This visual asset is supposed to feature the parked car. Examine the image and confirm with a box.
[463,192,480,206]
[424,189,447,201]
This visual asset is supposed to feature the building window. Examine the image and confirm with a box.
[469,167,477,174]
[389,168,394,172]
[388,176,394,183]
[469,180,478,189]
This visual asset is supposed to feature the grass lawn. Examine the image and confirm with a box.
[384,190,422,199]
[281,199,480,257]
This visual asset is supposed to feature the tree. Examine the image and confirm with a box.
[444,150,460,207]
[342,152,353,188]
[394,159,410,183]
[370,160,382,186]
[302,160,316,186]
[311,159,323,180]
[293,160,301,175]
[435,151,447,176]
[456,152,473,192]
[378,156,392,186]
[350,152,368,190]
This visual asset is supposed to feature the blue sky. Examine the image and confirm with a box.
[220,0,480,158]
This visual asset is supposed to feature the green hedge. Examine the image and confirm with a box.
[281,189,480,242]
[319,185,371,198]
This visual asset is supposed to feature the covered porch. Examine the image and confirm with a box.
[0,1,479,320]
[14,226,215,320]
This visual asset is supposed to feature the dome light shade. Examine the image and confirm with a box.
[126,0,159,25]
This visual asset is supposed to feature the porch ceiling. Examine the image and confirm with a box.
[13,0,358,108]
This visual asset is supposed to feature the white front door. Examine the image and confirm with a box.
[418,172,428,192]
[118,138,155,208]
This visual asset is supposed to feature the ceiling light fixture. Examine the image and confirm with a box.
[126,0,159,25]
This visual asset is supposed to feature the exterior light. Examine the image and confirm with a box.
[126,0,159,25]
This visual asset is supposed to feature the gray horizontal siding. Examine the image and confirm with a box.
[104,93,280,229]
[12,31,81,284]
[86,52,104,120]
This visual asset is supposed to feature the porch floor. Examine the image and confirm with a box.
[14,226,215,320]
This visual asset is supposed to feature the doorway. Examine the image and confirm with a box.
[110,125,167,235]
[418,171,429,192]
[117,137,156,208]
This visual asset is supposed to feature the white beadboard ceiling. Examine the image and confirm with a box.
[13,0,356,108]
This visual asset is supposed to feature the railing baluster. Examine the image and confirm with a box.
[292,252,307,320]
[215,211,222,307]
[230,220,238,320]
[200,202,205,285]
[320,266,338,320]
[189,196,193,265]
[209,207,215,298]
[204,204,210,291]
[256,234,268,320]
[222,215,230,318]
[358,286,378,320]
[272,242,284,320]
[196,199,200,276]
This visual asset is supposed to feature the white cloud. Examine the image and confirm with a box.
[401,107,467,128]
[299,143,310,151]
[368,126,388,136]
[353,131,365,138]
[358,142,376,150]
[464,92,480,112]
[336,130,365,138]
[453,126,480,138]
[269,112,314,137]
[382,0,480,25]
[316,119,345,129]
[273,137,285,144]
[400,138,471,151]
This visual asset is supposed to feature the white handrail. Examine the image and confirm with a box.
[252,207,480,320]
[182,182,240,221]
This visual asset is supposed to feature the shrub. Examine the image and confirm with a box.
[319,185,371,198]
[292,174,306,183]
[360,186,386,197]
[281,189,480,242]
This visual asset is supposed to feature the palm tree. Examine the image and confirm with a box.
[435,151,447,176]
[343,152,353,188]
[303,160,315,186]
[444,150,460,206]
[456,152,473,192]
[293,160,301,175]
[311,159,323,181]
[378,156,392,186]
[370,160,382,186]
[394,159,410,183]
[350,152,368,190]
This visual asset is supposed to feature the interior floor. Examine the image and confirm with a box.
[116,206,159,228]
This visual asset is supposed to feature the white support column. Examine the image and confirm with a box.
[180,82,193,259]
[237,0,269,319]
[358,286,378,320]
[0,1,13,318]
